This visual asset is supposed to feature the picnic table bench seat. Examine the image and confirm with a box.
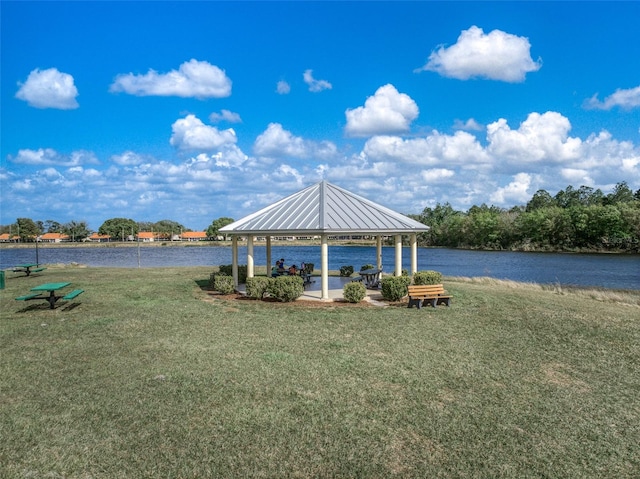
[15,293,43,301]
[62,289,84,300]
[407,284,452,309]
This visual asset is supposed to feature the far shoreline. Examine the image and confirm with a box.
[1,239,637,255]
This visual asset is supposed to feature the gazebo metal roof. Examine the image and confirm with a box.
[220,180,429,235]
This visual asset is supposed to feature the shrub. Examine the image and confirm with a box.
[267,275,304,302]
[360,264,375,271]
[343,281,366,303]
[413,270,443,285]
[218,264,247,284]
[213,274,235,294]
[381,275,411,302]
[209,272,228,290]
[245,277,272,299]
[340,265,354,277]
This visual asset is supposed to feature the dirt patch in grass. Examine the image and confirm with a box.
[204,291,381,308]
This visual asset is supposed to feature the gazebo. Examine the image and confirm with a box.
[219,181,429,300]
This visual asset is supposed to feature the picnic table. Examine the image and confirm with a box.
[15,282,84,309]
[12,263,47,276]
[358,269,382,289]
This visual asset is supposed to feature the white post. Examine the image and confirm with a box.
[321,234,329,300]
[266,236,272,278]
[410,233,418,275]
[247,235,254,278]
[395,234,402,276]
[376,235,383,271]
[232,236,239,287]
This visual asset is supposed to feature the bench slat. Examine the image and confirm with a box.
[15,293,43,301]
[62,289,84,300]
[407,284,452,308]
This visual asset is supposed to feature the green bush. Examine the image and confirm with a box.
[343,281,366,303]
[360,264,375,271]
[339,265,354,277]
[245,277,272,299]
[213,274,235,294]
[381,275,411,302]
[267,275,304,302]
[413,270,443,285]
[218,264,247,284]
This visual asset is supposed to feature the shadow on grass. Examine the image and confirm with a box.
[195,279,210,291]
[14,301,83,313]
[62,302,82,311]
[15,303,51,313]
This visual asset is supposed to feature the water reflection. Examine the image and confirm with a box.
[1,245,638,290]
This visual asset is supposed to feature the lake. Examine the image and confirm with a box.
[1,244,638,290]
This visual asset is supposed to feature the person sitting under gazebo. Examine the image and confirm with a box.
[288,264,298,276]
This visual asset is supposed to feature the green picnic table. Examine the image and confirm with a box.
[15,282,84,309]
[12,263,47,276]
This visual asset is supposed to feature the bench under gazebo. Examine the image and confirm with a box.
[219,181,429,300]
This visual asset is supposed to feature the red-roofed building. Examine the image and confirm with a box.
[136,232,156,242]
[180,231,208,241]
[39,233,70,243]
[87,233,111,242]
[0,233,21,243]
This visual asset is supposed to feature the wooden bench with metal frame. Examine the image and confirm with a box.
[407,284,452,309]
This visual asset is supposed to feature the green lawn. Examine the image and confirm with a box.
[1,266,639,478]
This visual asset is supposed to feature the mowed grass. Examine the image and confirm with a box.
[1,266,639,478]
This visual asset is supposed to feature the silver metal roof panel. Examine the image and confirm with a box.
[220,181,429,235]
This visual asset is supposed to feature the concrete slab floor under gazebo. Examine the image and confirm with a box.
[219,181,430,300]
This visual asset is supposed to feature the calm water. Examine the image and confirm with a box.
[1,245,638,290]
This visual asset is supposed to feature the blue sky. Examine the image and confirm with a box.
[2,1,639,231]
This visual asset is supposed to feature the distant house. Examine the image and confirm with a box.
[39,233,70,243]
[87,233,111,243]
[180,231,208,242]
[137,232,156,242]
[0,233,20,243]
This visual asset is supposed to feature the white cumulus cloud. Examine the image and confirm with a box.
[453,118,483,131]
[418,25,542,82]
[363,130,489,167]
[583,85,640,110]
[15,68,79,109]
[487,112,582,165]
[490,173,533,204]
[110,59,231,98]
[170,115,237,151]
[209,109,242,123]
[253,123,337,159]
[111,151,146,166]
[421,168,455,183]
[345,84,419,137]
[276,80,291,94]
[303,70,332,92]
[10,148,97,166]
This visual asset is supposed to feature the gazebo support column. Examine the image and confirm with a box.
[321,234,329,300]
[395,234,402,276]
[410,233,418,275]
[266,236,272,277]
[231,236,239,287]
[376,236,383,271]
[247,235,254,279]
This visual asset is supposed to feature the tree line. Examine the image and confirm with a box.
[3,183,638,252]
[412,182,640,252]
[0,217,236,242]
